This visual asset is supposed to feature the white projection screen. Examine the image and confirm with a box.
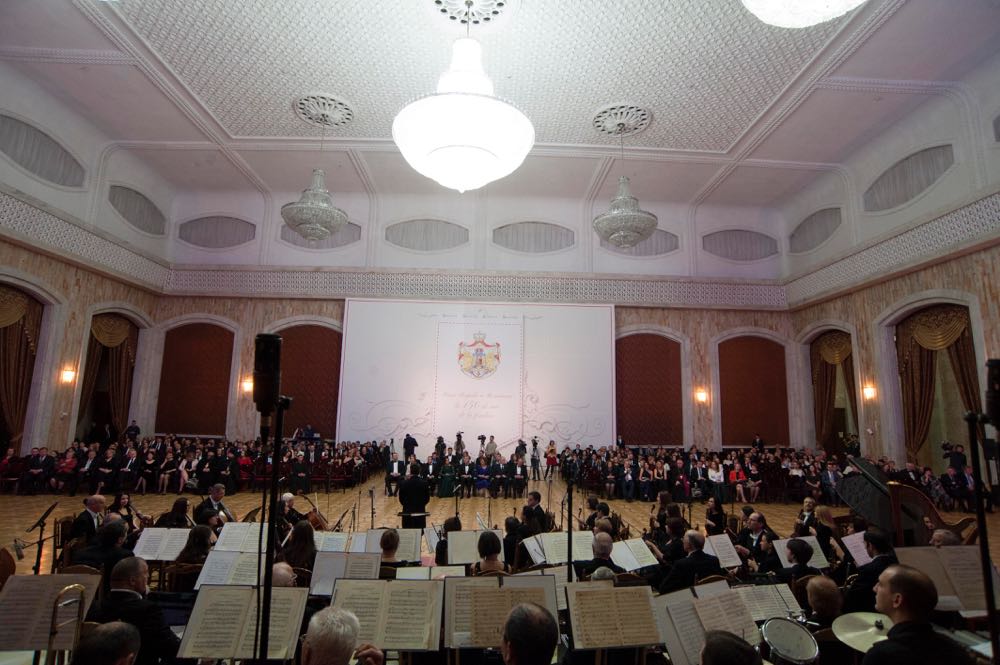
[337,299,615,455]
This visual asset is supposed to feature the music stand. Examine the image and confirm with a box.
[398,512,430,529]
[26,501,58,576]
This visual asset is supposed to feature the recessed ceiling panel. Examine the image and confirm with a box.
[703,229,778,261]
[750,88,932,163]
[119,148,256,191]
[0,114,85,187]
[595,160,722,204]
[10,62,206,142]
[703,165,824,207]
[114,0,839,150]
[280,221,361,249]
[487,155,599,198]
[385,219,469,251]
[237,149,366,194]
[0,0,119,50]
[493,222,574,253]
[179,215,255,248]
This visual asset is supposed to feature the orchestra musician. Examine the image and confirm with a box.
[398,463,430,529]
[154,497,194,528]
[193,483,236,530]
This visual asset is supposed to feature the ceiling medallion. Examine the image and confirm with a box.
[740,0,868,28]
[292,94,355,129]
[432,0,510,25]
[591,105,653,137]
[592,119,657,249]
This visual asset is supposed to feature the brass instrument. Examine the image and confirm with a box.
[46,583,86,665]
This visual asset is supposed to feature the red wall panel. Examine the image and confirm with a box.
[719,336,789,446]
[155,323,233,435]
[615,334,683,446]
[277,325,342,439]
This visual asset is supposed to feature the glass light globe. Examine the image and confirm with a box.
[741,0,867,28]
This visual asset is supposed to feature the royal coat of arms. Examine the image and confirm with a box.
[458,332,501,379]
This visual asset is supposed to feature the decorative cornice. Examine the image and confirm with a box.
[0,46,136,66]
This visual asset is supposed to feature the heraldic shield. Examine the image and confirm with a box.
[458,332,501,379]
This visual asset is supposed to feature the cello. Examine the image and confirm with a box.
[301,493,330,531]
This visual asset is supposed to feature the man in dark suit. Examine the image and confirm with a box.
[821,462,842,505]
[20,446,54,494]
[88,556,181,665]
[73,520,134,594]
[524,491,546,528]
[734,511,775,565]
[658,530,725,593]
[385,453,405,496]
[457,454,475,498]
[844,529,897,613]
[421,455,439,497]
[69,495,106,543]
[398,463,430,529]
[403,433,418,460]
[490,455,508,498]
[575,532,625,578]
[193,483,236,528]
[863,564,973,665]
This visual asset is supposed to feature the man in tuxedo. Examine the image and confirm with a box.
[490,455,508,498]
[72,521,134,593]
[844,529,897,613]
[658,530,725,593]
[20,446,53,495]
[863,565,973,665]
[734,512,774,565]
[524,491,546,527]
[398,464,430,529]
[385,453,405,496]
[575,532,624,578]
[421,455,439,497]
[70,495,106,542]
[940,466,971,511]
[509,456,527,498]
[193,483,236,527]
[88,557,180,665]
[821,462,842,505]
[457,453,475,498]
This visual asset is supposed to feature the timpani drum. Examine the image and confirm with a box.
[759,618,819,665]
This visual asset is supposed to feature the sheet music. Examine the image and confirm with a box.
[311,552,348,596]
[349,532,367,553]
[572,530,595,562]
[841,531,872,566]
[476,512,489,531]
[178,586,248,658]
[365,529,386,553]
[395,567,431,580]
[566,586,617,649]
[611,539,642,571]
[445,577,498,648]
[234,587,308,660]
[345,552,381,579]
[543,564,574,611]
[502,574,559,619]
[693,579,731,598]
[732,585,792,622]
[693,592,758,645]
[660,589,704,665]
[776,583,801,612]
[195,550,239,589]
[383,581,442,651]
[626,538,659,568]
[897,547,957,608]
[614,586,662,647]
[133,528,166,559]
[230,552,265,586]
[706,535,743,568]
[522,534,546,565]
[774,535,830,568]
[0,575,100,651]
[395,528,424,561]
[940,546,988,612]
[540,531,568,564]
[425,526,440,554]
[471,586,546,647]
[315,531,350,552]
[447,530,479,565]
[331,579,384,644]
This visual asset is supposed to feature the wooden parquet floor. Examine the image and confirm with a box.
[3,476,1000,575]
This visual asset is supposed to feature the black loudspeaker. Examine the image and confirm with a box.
[987,359,1000,425]
[253,333,282,415]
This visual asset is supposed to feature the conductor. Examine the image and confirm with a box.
[399,463,430,529]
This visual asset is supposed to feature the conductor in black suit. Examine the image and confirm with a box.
[398,463,430,529]
[87,556,181,665]
[658,530,726,594]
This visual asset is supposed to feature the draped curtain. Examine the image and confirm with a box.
[0,286,42,451]
[78,314,138,440]
[810,331,854,451]
[896,304,981,460]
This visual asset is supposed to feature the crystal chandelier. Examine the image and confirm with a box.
[740,0,868,28]
[392,33,534,193]
[280,168,348,241]
[593,124,657,249]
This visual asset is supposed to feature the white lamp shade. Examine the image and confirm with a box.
[392,37,534,193]
[741,0,867,28]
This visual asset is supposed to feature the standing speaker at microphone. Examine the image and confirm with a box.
[254,334,282,415]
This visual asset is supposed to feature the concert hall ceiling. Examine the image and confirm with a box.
[0,0,999,299]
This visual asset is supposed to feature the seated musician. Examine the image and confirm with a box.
[175,525,213,564]
[281,492,307,525]
[73,521,134,593]
[474,531,510,574]
[749,532,783,575]
[503,516,521,565]
[929,528,961,547]
[378,528,405,567]
[434,517,462,566]
[734,511,776,565]
[657,530,725,594]
[70,494,107,543]
[805,576,842,631]
[153,497,193,528]
[501,602,558,665]
[843,529,897,613]
[71,621,140,665]
[863,564,973,665]
[193,483,236,528]
[646,517,686,567]
[779,538,821,582]
[277,519,317,571]
[301,607,384,665]
[701,630,762,665]
[87,557,181,665]
[575,532,624,579]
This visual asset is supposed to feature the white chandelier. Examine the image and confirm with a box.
[592,122,657,249]
[740,0,868,28]
[280,168,348,241]
[392,37,534,193]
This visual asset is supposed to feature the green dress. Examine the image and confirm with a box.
[438,463,456,498]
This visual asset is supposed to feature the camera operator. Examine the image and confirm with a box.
[942,442,967,471]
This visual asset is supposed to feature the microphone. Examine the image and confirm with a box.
[13,539,24,560]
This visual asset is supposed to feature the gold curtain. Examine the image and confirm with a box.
[91,314,133,351]
[78,314,139,437]
[0,286,42,449]
[811,331,854,451]
[815,330,853,366]
[907,305,969,351]
[107,323,138,437]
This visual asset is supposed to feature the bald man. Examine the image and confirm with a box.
[69,495,106,542]
[575,532,624,578]
[863,564,973,665]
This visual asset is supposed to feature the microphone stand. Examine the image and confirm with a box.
[369,487,376,530]
[454,488,460,519]
[964,411,998,662]
[256,395,290,665]
[25,501,58,576]
[566,477,574,584]
[546,478,552,515]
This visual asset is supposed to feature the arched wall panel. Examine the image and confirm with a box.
[155,323,233,434]
[276,325,342,439]
[615,334,683,446]
[719,336,789,446]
